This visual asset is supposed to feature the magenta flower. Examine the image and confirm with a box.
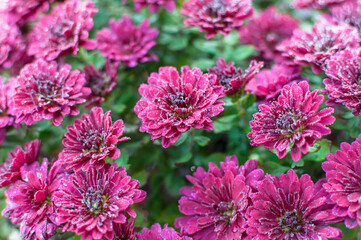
[83,60,119,108]
[322,49,361,116]
[13,59,91,126]
[278,19,360,74]
[248,81,335,161]
[246,64,307,103]
[0,0,53,26]
[134,66,224,148]
[291,0,345,9]
[207,58,263,96]
[134,0,176,12]
[2,159,66,240]
[114,218,135,240]
[239,7,299,62]
[322,135,361,228]
[137,223,192,240]
[0,139,41,188]
[96,16,158,67]
[175,156,264,240]
[27,0,97,61]
[54,163,146,240]
[330,0,361,31]
[59,107,130,172]
[181,0,253,39]
[247,169,343,239]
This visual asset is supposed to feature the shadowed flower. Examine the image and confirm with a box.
[137,223,192,240]
[239,7,299,62]
[2,159,66,240]
[322,49,361,116]
[175,156,264,239]
[59,107,130,172]
[96,16,158,67]
[27,0,97,61]
[114,218,135,240]
[322,134,361,228]
[181,0,253,39]
[207,58,263,96]
[278,19,360,74]
[83,60,119,108]
[134,0,176,12]
[246,64,307,103]
[0,140,41,188]
[13,59,91,126]
[291,0,345,9]
[54,163,146,240]
[248,81,335,161]
[247,169,343,239]
[330,0,361,32]
[134,66,224,148]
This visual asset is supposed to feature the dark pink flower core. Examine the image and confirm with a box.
[247,170,343,239]
[134,0,176,12]
[134,66,224,148]
[208,58,263,95]
[322,134,361,228]
[54,163,146,240]
[248,81,335,162]
[181,0,253,39]
[175,156,264,240]
[60,107,130,172]
[323,49,361,116]
[278,19,360,74]
[96,16,159,67]
[13,59,91,126]
[136,223,192,240]
[27,0,97,61]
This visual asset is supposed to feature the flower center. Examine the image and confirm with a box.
[278,210,302,233]
[34,78,62,102]
[276,112,305,138]
[87,74,109,96]
[78,129,102,150]
[84,188,109,216]
[167,92,193,118]
[215,201,236,219]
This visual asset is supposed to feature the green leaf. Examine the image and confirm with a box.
[213,115,238,133]
[193,40,219,54]
[262,161,289,176]
[194,136,211,147]
[115,151,129,168]
[225,45,255,61]
[133,171,148,187]
[174,152,192,166]
[191,58,215,71]
[73,235,81,240]
[303,139,331,162]
[169,36,188,51]
[173,132,189,146]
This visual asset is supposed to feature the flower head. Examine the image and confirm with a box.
[207,58,263,96]
[134,0,176,12]
[181,0,253,39]
[134,66,224,148]
[175,156,264,240]
[248,81,335,161]
[0,140,41,188]
[291,0,345,9]
[54,163,146,240]
[96,16,158,67]
[137,223,192,240]
[239,7,299,62]
[322,134,361,228]
[83,60,119,108]
[322,49,361,116]
[113,218,135,240]
[330,0,361,32]
[278,19,360,74]
[2,159,66,240]
[246,64,307,103]
[59,107,130,172]
[247,169,343,239]
[27,0,97,61]
[13,59,91,126]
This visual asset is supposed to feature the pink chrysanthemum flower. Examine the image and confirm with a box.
[175,156,264,240]
[134,0,176,12]
[0,139,41,188]
[248,81,335,162]
[278,19,360,74]
[83,60,119,108]
[96,16,158,67]
[27,0,97,61]
[2,159,66,240]
[322,134,361,228]
[134,66,224,148]
[246,64,307,103]
[330,0,361,32]
[13,59,91,126]
[207,58,263,96]
[137,223,192,240]
[322,49,361,116]
[0,0,53,26]
[114,218,135,240]
[59,107,130,172]
[239,7,299,62]
[291,0,345,9]
[181,0,253,39]
[54,163,146,240]
[247,169,343,240]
